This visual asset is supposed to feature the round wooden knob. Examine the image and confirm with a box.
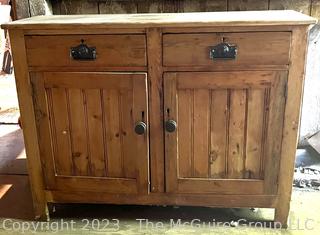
[135,121,147,135]
[165,120,177,133]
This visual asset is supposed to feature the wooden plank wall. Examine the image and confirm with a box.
[14,0,52,19]
[46,0,320,19]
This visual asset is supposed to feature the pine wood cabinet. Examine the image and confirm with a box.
[2,11,316,226]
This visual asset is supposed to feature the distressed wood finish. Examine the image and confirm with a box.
[163,32,291,66]
[25,35,147,67]
[210,90,228,178]
[32,72,149,194]
[147,28,165,193]
[3,11,315,226]
[164,71,287,194]
[275,26,311,227]
[8,30,47,219]
[1,11,315,30]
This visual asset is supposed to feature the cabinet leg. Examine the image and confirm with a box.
[274,202,290,229]
[34,202,50,221]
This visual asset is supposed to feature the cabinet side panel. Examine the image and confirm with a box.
[9,30,47,219]
[275,26,309,226]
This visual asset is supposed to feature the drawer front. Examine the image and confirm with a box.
[25,35,147,67]
[163,32,291,67]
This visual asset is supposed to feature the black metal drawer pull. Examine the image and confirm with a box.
[209,42,237,60]
[70,39,96,61]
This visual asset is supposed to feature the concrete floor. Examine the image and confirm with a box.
[0,74,27,175]
[1,74,320,234]
[0,125,27,175]
[0,73,18,111]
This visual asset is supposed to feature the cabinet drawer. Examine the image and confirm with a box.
[25,35,147,67]
[163,32,291,67]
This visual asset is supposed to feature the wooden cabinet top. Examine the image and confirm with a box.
[2,10,316,30]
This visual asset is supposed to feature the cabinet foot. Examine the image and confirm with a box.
[274,203,290,229]
[34,202,50,221]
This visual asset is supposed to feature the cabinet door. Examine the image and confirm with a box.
[164,71,287,195]
[31,72,149,194]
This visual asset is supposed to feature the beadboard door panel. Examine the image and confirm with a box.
[31,72,149,194]
[164,71,287,194]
